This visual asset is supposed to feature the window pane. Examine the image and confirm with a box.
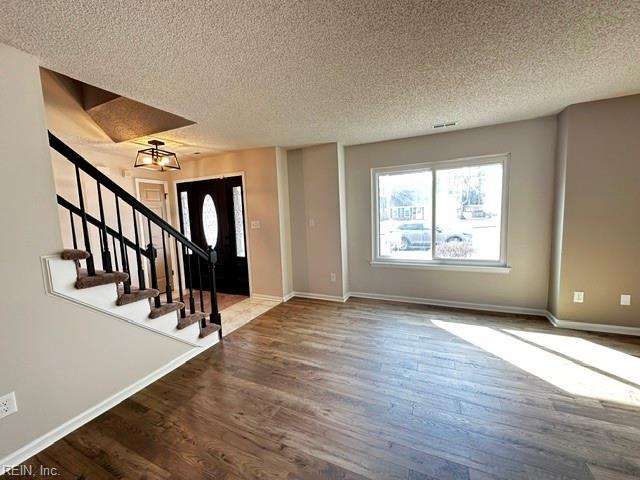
[180,191,192,242]
[232,186,246,257]
[202,194,219,248]
[378,170,432,261]
[435,163,503,261]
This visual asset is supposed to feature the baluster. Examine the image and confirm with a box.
[175,238,185,318]
[185,245,195,314]
[147,219,161,308]
[161,230,172,303]
[115,197,131,294]
[69,210,78,250]
[207,246,222,338]
[112,236,119,271]
[197,256,204,312]
[96,183,112,272]
[132,209,145,290]
[75,165,95,275]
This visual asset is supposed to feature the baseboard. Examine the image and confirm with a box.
[546,311,640,337]
[291,290,640,337]
[293,291,350,303]
[0,344,214,470]
[250,293,284,303]
[282,292,295,302]
[348,291,546,316]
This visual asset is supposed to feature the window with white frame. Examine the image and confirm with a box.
[373,155,508,267]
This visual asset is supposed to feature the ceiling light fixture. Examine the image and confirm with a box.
[134,140,180,171]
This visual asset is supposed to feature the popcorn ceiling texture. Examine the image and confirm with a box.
[1,0,639,151]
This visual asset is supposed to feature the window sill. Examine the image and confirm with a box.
[369,260,512,274]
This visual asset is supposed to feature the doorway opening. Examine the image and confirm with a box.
[135,179,173,293]
[176,175,250,305]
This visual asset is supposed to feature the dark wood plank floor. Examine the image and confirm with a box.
[13,298,640,480]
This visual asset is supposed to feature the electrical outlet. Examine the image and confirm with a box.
[0,392,17,420]
[573,291,584,303]
[250,220,261,229]
[330,272,336,283]
[620,294,632,306]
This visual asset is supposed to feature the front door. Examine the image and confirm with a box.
[177,176,249,295]
[138,181,171,292]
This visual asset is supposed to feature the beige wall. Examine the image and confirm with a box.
[346,117,557,309]
[550,95,640,326]
[337,144,349,294]
[0,43,191,462]
[168,148,285,298]
[288,144,348,298]
[276,147,293,298]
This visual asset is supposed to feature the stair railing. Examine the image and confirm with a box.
[49,131,222,339]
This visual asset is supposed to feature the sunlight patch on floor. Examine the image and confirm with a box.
[504,328,640,387]
[432,320,640,407]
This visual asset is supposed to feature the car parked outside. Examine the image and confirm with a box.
[392,221,471,250]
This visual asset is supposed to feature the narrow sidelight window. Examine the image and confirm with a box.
[232,186,246,257]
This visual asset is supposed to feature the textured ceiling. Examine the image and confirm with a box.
[1,1,639,151]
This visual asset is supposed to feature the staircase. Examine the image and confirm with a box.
[44,132,221,345]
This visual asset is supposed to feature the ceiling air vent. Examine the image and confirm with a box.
[433,121,457,129]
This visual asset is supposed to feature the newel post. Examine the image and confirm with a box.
[207,246,222,339]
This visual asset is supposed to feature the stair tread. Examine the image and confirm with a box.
[177,311,206,330]
[61,249,90,261]
[149,301,185,319]
[75,269,129,289]
[116,288,160,306]
[199,322,221,339]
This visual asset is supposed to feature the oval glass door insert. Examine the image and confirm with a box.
[202,194,219,248]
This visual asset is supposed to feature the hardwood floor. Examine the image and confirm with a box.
[13,298,640,479]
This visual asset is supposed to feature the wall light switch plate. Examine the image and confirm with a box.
[620,294,632,306]
[0,392,17,420]
[330,272,336,283]
[573,291,584,303]
[250,220,261,229]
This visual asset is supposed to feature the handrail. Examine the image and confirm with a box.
[49,130,222,338]
[57,194,150,258]
[48,131,210,261]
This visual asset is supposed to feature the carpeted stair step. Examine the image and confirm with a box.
[116,287,160,306]
[75,268,129,289]
[177,311,206,330]
[199,322,221,339]
[61,249,90,261]
[149,301,185,319]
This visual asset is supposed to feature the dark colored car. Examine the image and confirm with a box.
[394,222,471,250]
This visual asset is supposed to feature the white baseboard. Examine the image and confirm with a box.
[250,293,284,303]
[348,291,546,316]
[282,292,295,302]
[292,289,640,338]
[0,343,216,470]
[293,291,350,303]
[546,311,640,337]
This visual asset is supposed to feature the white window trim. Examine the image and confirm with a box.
[371,153,511,271]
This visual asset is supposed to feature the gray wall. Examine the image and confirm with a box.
[288,144,348,298]
[0,44,192,462]
[346,117,557,309]
[550,95,640,326]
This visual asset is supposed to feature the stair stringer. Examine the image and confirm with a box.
[41,255,219,349]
